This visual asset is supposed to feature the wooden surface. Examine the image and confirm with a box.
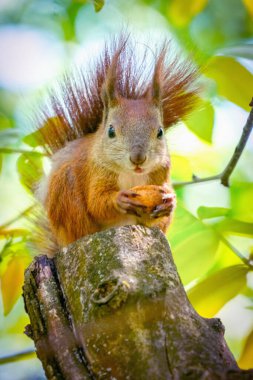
[23,225,253,379]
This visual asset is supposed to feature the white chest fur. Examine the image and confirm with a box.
[118,172,148,190]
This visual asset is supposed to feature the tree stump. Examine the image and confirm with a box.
[23,225,253,379]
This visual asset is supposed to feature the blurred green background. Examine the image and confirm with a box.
[0,0,253,379]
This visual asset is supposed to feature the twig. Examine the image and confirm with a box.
[174,99,253,188]
[0,204,36,231]
[0,148,48,156]
[220,99,253,186]
[0,349,35,365]
[173,175,220,187]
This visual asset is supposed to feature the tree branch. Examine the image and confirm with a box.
[174,99,253,188]
[0,148,47,156]
[220,99,253,186]
[23,226,253,379]
[173,174,220,187]
[0,204,36,231]
[23,256,91,380]
[0,349,35,365]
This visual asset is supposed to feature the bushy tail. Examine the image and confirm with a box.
[32,34,200,155]
[26,33,200,256]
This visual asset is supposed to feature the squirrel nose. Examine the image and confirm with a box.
[130,152,146,166]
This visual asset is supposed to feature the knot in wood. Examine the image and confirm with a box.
[91,277,129,306]
[209,318,225,334]
[24,324,33,339]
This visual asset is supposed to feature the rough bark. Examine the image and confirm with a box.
[23,225,253,379]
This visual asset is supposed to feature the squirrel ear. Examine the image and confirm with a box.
[148,49,165,108]
[101,67,119,112]
[151,68,161,107]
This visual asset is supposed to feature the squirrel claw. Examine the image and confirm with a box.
[151,199,175,219]
[116,190,147,215]
[120,190,140,198]
[126,206,143,217]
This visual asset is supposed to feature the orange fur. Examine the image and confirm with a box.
[34,35,199,251]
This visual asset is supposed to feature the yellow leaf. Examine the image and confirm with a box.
[243,0,253,18]
[205,56,253,111]
[171,154,193,181]
[0,256,27,315]
[239,329,253,369]
[0,228,30,239]
[184,99,214,143]
[187,265,249,318]
[167,0,208,27]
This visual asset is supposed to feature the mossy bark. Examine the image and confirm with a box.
[23,225,253,379]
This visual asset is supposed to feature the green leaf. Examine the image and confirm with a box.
[168,201,219,284]
[216,219,253,237]
[0,240,30,267]
[231,183,253,223]
[23,130,42,148]
[0,113,13,131]
[187,264,249,317]
[214,241,243,269]
[205,56,253,110]
[184,99,214,143]
[17,153,44,190]
[197,206,230,219]
[0,129,20,147]
[93,0,105,12]
[0,154,2,174]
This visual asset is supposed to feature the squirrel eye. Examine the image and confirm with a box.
[157,127,164,139]
[108,125,116,138]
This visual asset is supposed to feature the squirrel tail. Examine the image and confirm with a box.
[31,34,200,155]
[25,34,200,256]
[25,204,59,258]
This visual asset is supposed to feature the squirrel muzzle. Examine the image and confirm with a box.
[130,145,147,166]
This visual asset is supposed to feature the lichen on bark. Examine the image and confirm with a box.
[23,225,253,380]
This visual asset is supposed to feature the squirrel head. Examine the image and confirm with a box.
[37,36,199,155]
[97,64,169,175]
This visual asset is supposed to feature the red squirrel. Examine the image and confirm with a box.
[35,36,199,253]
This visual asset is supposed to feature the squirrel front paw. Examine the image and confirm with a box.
[115,185,176,219]
[136,185,176,219]
[115,190,148,217]
[150,192,176,218]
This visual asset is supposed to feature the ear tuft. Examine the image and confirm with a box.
[149,46,166,108]
[101,47,123,113]
[101,71,119,110]
[151,70,161,107]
